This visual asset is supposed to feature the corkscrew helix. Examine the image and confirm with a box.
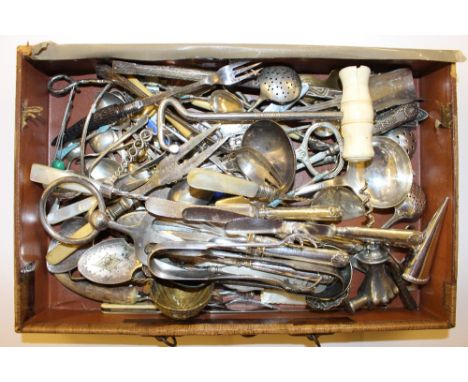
[359,181,375,227]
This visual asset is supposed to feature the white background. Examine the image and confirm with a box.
[1,33,467,346]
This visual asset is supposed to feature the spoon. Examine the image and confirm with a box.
[263,83,309,112]
[85,157,120,180]
[89,129,119,153]
[168,179,213,205]
[189,89,244,112]
[248,66,302,111]
[381,183,426,229]
[295,136,413,209]
[78,238,140,285]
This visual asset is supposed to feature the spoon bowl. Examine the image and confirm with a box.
[191,89,244,113]
[78,238,140,285]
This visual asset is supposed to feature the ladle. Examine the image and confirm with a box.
[241,120,296,193]
[295,136,413,209]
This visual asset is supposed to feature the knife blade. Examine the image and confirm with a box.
[224,218,290,235]
[146,197,253,223]
[182,206,247,224]
[145,197,191,219]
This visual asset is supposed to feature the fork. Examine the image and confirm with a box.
[140,61,262,108]
[53,61,262,146]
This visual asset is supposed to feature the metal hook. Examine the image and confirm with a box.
[48,75,77,96]
[306,333,334,347]
[47,74,111,96]
[155,336,178,347]
[306,334,322,347]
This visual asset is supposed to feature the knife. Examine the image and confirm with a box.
[47,196,97,225]
[182,206,246,223]
[145,197,247,222]
[183,204,342,224]
[224,218,423,247]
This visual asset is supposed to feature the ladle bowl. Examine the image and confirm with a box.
[296,136,413,209]
[241,120,296,193]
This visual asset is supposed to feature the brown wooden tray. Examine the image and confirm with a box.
[14,44,460,339]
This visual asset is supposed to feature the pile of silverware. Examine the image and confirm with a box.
[30,60,449,319]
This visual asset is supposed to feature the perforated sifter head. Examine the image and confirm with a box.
[381,183,427,229]
[259,66,302,103]
[249,66,302,110]
[385,126,417,158]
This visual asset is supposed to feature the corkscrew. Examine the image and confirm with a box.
[359,181,375,227]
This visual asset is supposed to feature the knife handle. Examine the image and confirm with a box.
[373,102,419,135]
[261,205,342,221]
[52,100,144,145]
[187,168,278,201]
[46,223,95,265]
[30,164,91,194]
[335,226,422,247]
[112,60,213,82]
[339,65,374,163]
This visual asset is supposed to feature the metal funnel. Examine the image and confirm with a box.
[402,197,449,285]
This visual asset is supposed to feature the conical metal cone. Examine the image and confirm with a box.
[402,197,449,285]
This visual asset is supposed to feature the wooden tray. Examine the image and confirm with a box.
[14,43,461,339]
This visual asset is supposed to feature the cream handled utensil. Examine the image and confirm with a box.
[339,65,374,162]
[187,168,279,201]
[30,164,92,194]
